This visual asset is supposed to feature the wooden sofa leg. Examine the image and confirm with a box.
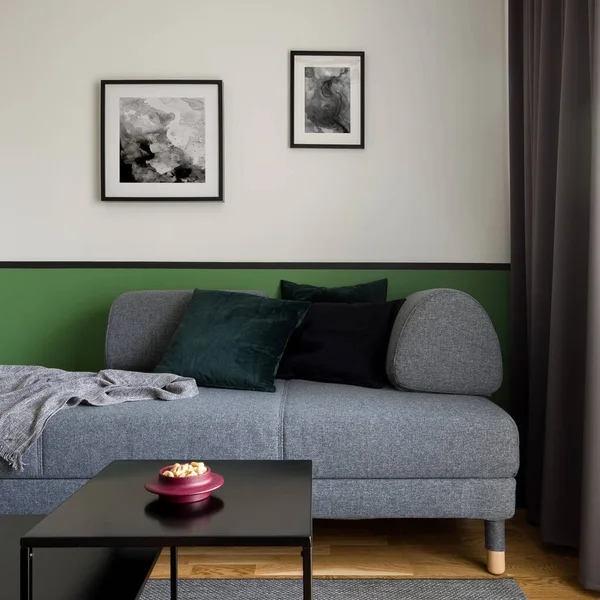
[487,550,506,575]
[484,520,506,575]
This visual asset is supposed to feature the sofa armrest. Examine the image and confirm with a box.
[386,289,503,396]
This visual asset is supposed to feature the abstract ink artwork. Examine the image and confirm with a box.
[290,52,364,148]
[119,97,206,184]
[304,67,351,134]
[101,81,223,201]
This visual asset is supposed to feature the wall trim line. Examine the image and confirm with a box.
[0,261,510,271]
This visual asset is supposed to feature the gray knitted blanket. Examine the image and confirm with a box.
[0,365,198,470]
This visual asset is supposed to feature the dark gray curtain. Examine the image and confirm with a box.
[509,0,599,590]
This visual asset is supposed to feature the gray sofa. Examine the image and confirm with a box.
[0,288,518,575]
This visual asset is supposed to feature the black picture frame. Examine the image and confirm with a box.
[290,51,365,149]
[101,80,223,202]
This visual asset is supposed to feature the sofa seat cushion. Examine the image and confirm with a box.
[283,380,519,479]
[39,384,285,479]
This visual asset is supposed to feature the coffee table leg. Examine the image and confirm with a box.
[302,546,312,600]
[170,546,178,600]
[20,546,32,600]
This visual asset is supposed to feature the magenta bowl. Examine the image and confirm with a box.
[145,466,224,504]
[159,465,212,487]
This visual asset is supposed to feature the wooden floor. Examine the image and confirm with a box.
[150,510,599,599]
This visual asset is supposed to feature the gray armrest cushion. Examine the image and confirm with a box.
[386,289,503,396]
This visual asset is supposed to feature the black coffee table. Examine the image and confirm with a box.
[2,515,159,600]
[20,460,313,600]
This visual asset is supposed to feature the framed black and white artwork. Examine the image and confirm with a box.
[101,80,223,201]
[290,51,364,149]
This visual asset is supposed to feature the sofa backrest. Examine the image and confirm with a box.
[105,290,266,372]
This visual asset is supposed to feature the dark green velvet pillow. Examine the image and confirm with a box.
[280,279,388,303]
[154,290,309,392]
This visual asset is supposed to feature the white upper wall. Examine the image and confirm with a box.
[0,0,509,262]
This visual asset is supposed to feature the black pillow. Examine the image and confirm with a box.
[280,279,387,303]
[277,300,405,389]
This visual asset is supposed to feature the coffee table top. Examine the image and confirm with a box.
[22,460,312,548]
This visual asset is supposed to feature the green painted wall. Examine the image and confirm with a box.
[0,268,510,408]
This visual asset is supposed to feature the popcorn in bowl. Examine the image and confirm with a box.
[162,462,208,478]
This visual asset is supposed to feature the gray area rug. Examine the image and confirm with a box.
[141,578,528,599]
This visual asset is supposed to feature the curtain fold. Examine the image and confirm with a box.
[582,2,600,589]
[509,0,599,590]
